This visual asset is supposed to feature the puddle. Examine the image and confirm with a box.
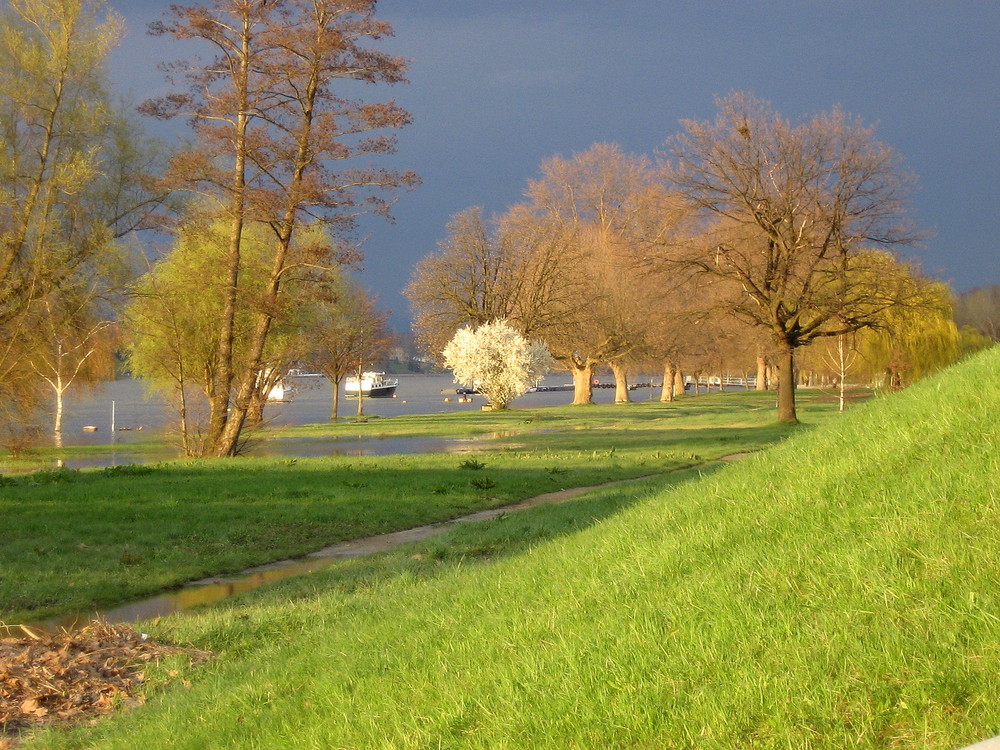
[12,477,655,636]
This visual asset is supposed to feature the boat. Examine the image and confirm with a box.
[267,380,295,402]
[345,371,399,398]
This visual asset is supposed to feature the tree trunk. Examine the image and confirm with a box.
[675,370,685,396]
[776,344,798,423]
[330,378,341,421]
[660,361,676,402]
[756,352,768,391]
[356,369,365,416]
[178,387,192,457]
[53,383,64,449]
[611,362,630,403]
[247,392,266,426]
[570,361,594,405]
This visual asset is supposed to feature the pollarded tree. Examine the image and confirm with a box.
[442,320,552,411]
[520,143,686,405]
[142,0,416,456]
[665,93,923,422]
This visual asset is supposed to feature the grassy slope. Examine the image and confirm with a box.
[27,353,1000,748]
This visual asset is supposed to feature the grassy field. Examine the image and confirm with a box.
[11,358,1000,748]
[1,390,834,624]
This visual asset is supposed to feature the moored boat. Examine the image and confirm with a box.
[345,371,399,398]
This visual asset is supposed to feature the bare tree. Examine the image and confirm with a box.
[954,285,1000,342]
[406,205,584,363]
[301,278,393,421]
[521,143,685,404]
[142,0,416,456]
[665,93,922,422]
[24,295,117,447]
[406,208,521,359]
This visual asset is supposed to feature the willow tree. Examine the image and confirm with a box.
[0,0,158,429]
[142,0,416,456]
[666,93,921,422]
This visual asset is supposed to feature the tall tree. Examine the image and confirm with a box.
[666,93,922,422]
[125,216,327,455]
[142,0,416,456]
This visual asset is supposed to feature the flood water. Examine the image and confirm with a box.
[45,373,660,468]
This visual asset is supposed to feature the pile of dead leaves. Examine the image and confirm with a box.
[1,621,208,744]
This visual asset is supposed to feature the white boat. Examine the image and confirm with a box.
[267,380,295,402]
[345,371,399,398]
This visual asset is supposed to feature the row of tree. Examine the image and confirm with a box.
[408,95,992,421]
[0,0,407,455]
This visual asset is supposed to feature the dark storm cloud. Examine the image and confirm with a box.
[107,1,1000,325]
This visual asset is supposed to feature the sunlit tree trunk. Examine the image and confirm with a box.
[569,359,595,405]
[776,344,798,423]
[330,378,342,422]
[660,361,677,402]
[611,362,630,403]
[756,350,769,391]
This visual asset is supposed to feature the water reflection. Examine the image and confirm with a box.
[18,557,340,636]
[252,434,494,459]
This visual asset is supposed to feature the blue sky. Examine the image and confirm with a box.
[108,1,1000,327]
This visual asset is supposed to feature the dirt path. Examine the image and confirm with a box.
[193,474,661,582]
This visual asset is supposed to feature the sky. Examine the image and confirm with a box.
[107,1,1000,329]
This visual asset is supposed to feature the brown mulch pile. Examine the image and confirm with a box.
[1,621,209,744]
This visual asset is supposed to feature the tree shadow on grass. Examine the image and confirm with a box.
[180,463,729,654]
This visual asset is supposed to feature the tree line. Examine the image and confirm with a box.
[407,96,994,422]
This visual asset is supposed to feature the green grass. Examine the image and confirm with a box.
[15,348,1000,748]
[1,390,825,623]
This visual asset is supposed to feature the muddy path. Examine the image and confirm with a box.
[22,474,668,635]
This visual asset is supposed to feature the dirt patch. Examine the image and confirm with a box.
[1,622,208,746]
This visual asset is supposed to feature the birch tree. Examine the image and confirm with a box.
[24,295,116,446]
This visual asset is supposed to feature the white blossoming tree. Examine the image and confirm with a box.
[442,320,553,410]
